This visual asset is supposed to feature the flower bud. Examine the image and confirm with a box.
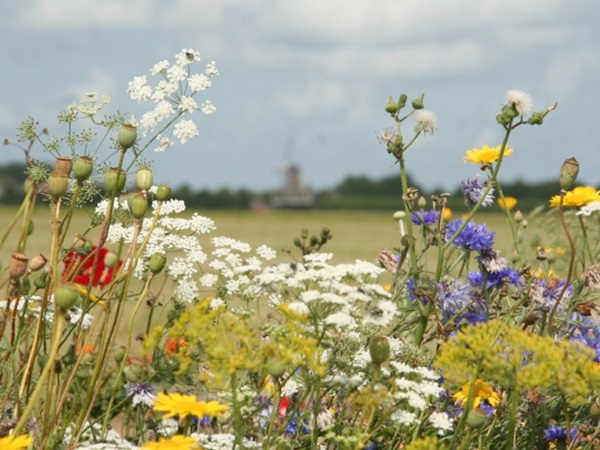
[54,284,79,310]
[417,196,427,208]
[385,96,398,114]
[397,94,407,109]
[48,171,70,198]
[559,157,579,190]
[103,250,119,268]
[29,253,47,273]
[411,93,425,110]
[104,168,127,193]
[128,191,149,219]
[156,183,171,201]
[118,123,137,150]
[54,156,73,176]
[135,167,154,191]
[369,335,390,365]
[73,156,94,182]
[34,271,48,289]
[514,210,524,223]
[392,211,406,220]
[9,252,29,280]
[265,359,287,379]
[149,253,167,274]
[113,346,127,363]
[465,408,489,429]
[521,219,528,229]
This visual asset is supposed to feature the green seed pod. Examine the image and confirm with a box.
[465,408,489,429]
[103,250,119,268]
[265,359,287,379]
[48,172,70,198]
[118,123,138,150]
[385,96,398,114]
[54,285,79,310]
[559,157,579,190]
[104,168,127,193]
[156,183,171,201]
[127,191,149,219]
[135,167,154,191]
[149,253,167,274]
[73,156,94,182]
[34,272,48,289]
[369,335,390,365]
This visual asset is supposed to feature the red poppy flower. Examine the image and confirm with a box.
[63,246,122,288]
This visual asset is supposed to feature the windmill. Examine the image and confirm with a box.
[271,138,314,209]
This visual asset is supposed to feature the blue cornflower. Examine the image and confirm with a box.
[461,176,495,207]
[284,416,310,435]
[410,209,440,226]
[468,268,522,290]
[436,279,487,325]
[544,424,578,444]
[571,315,600,362]
[444,219,495,251]
[530,277,573,312]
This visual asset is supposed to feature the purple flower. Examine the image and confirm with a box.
[125,382,157,408]
[468,268,522,290]
[461,177,494,207]
[444,219,495,252]
[544,424,578,443]
[571,314,600,362]
[530,277,573,312]
[436,279,487,325]
[410,209,440,226]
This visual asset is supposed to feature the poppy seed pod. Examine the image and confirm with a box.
[149,253,167,274]
[54,285,79,310]
[28,253,47,273]
[48,172,70,198]
[127,191,149,219]
[156,183,171,201]
[104,168,127,193]
[54,156,73,176]
[9,252,29,280]
[73,156,94,182]
[135,167,154,191]
[118,123,137,150]
[369,335,390,365]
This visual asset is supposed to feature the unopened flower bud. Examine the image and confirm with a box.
[73,156,94,182]
[369,335,390,365]
[521,219,528,229]
[73,234,88,249]
[135,167,154,191]
[513,210,524,223]
[113,346,127,363]
[149,253,167,274]
[54,156,73,176]
[103,251,119,268]
[34,271,48,289]
[128,191,149,219]
[9,252,29,280]
[417,196,427,208]
[118,123,137,150]
[156,183,171,201]
[104,168,126,193]
[48,172,70,198]
[54,284,79,310]
[559,157,579,190]
[411,93,425,110]
[465,408,489,429]
[392,211,406,220]
[385,96,398,114]
[397,94,407,109]
[265,359,287,379]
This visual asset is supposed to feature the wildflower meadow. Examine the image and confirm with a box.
[2,48,600,450]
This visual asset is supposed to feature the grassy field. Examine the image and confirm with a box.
[0,206,517,266]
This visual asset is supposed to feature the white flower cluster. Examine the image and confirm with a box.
[102,194,216,302]
[126,48,218,151]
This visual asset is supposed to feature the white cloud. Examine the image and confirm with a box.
[543,49,600,100]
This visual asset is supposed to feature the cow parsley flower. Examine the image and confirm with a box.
[173,119,199,144]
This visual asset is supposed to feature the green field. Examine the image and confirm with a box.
[0,207,518,266]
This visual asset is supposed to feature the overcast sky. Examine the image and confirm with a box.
[1,1,599,192]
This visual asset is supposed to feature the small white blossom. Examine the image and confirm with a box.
[167,65,187,83]
[505,90,533,116]
[201,100,216,115]
[175,49,201,66]
[189,73,212,91]
[429,411,454,434]
[67,307,94,330]
[577,201,600,216]
[155,135,174,152]
[206,61,219,77]
[179,96,198,113]
[173,119,199,144]
[127,76,152,102]
[414,110,437,136]
[325,312,356,330]
[150,60,169,75]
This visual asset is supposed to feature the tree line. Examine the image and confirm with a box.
[0,163,573,211]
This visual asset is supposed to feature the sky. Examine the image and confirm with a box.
[1,1,599,193]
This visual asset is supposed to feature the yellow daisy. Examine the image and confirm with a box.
[0,434,33,450]
[464,145,513,164]
[153,392,228,419]
[497,196,517,211]
[142,435,199,450]
[549,186,600,208]
[452,379,501,409]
